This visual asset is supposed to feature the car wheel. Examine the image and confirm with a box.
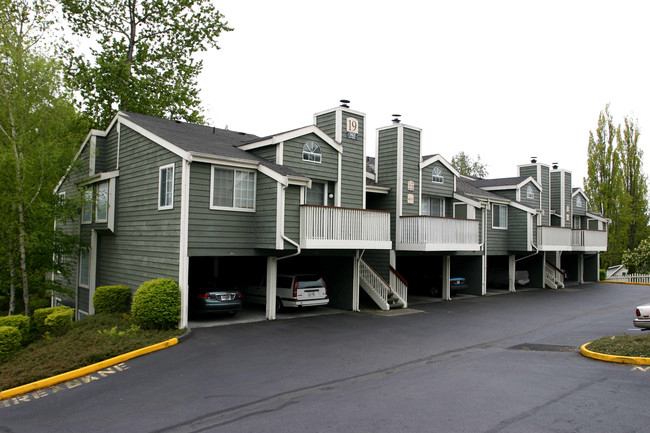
[430,287,440,297]
[275,297,283,313]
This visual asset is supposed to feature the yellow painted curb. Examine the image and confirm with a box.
[600,280,650,286]
[580,342,650,365]
[0,337,178,401]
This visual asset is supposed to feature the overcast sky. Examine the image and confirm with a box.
[198,0,650,187]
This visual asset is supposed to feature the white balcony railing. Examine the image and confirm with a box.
[300,205,392,249]
[571,229,608,251]
[397,216,481,251]
[537,226,573,251]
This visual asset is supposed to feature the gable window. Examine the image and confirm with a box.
[492,204,508,229]
[422,196,444,217]
[79,249,89,288]
[95,181,109,222]
[432,166,444,183]
[302,140,322,163]
[211,166,256,211]
[576,196,583,208]
[526,185,534,199]
[159,164,174,210]
[305,182,325,205]
[82,188,93,223]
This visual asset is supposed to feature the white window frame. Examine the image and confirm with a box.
[492,204,508,229]
[302,140,322,163]
[526,185,534,199]
[210,166,256,212]
[95,181,109,223]
[576,195,583,208]
[432,166,444,184]
[304,181,327,206]
[79,249,90,288]
[81,188,93,224]
[158,163,175,210]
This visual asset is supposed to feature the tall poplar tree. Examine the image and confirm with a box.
[0,0,86,314]
[60,0,233,128]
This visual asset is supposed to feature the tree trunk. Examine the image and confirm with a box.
[8,253,16,315]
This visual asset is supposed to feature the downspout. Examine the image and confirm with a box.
[278,184,301,262]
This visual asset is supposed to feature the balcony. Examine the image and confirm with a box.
[300,205,392,249]
[397,216,481,251]
[571,229,608,251]
[537,226,573,251]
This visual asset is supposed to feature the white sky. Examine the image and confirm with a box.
[199,0,650,187]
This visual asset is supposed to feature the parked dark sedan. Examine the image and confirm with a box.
[190,287,242,316]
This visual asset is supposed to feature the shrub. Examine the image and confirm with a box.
[44,307,74,336]
[94,285,132,313]
[600,268,607,281]
[131,278,180,330]
[0,315,31,343]
[0,326,22,362]
[33,306,73,337]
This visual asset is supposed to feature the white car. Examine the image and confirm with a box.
[244,274,329,312]
[633,304,650,330]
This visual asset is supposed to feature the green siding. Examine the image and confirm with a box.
[284,185,300,250]
[188,162,256,256]
[316,112,336,139]
[519,181,541,209]
[401,127,420,216]
[97,126,181,289]
[339,111,364,208]
[282,133,338,183]
[377,127,399,242]
[249,145,277,163]
[421,162,454,198]
[520,164,550,225]
[507,208,529,250]
[255,174,278,249]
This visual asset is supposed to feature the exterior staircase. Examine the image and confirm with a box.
[544,261,566,289]
[359,259,408,310]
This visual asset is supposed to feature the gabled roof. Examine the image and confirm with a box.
[237,125,342,154]
[456,178,509,202]
[119,112,309,181]
[471,176,541,191]
[421,154,461,178]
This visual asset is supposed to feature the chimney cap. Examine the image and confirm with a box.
[552,162,559,169]
[530,156,537,163]
[340,99,350,108]
[392,114,401,124]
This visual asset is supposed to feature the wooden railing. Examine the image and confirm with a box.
[389,266,408,308]
[300,205,391,249]
[571,229,608,251]
[537,226,572,250]
[544,261,566,289]
[398,216,480,251]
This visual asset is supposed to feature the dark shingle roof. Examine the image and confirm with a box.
[120,112,305,178]
[456,178,510,201]
[470,176,529,188]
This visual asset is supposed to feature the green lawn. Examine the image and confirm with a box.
[586,333,650,358]
[0,313,184,391]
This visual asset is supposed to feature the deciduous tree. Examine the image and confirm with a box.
[60,0,233,127]
[451,151,488,178]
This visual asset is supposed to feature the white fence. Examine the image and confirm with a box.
[606,274,650,284]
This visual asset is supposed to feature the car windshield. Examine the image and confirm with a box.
[296,275,324,289]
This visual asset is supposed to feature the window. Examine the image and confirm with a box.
[302,140,322,163]
[492,204,508,229]
[432,166,444,183]
[82,188,93,223]
[573,215,581,229]
[305,182,325,205]
[576,196,583,208]
[95,181,108,222]
[422,196,444,217]
[79,249,89,288]
[211,166,256,211]
[159,164,174,210]
[526,185,534,199]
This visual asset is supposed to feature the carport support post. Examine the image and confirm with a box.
[352,250,361,312]
[578,253,584,284]
[266,256,278,320]
[508,255,516,293]
[442,255,451,301]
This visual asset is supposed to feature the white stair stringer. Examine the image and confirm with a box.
[359,259,407,310]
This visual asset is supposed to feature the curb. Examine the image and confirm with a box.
[579,342,650,365]
[0,327,192,401]
[600,280,650,286]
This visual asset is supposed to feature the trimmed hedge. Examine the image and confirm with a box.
[33,306,73,337]
[0,315,31,343]
[131,279,180,330]
[44,308,74,336]
[94,285,132,313]
[0,326,22,362]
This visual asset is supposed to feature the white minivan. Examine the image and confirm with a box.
[243,274,329,312]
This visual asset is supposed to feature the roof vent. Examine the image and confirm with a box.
[340,99,350,108]
[552,162,559,170]
[392,114,401,124]
[530,156,537,163]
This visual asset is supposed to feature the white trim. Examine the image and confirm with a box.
[238,125,343,154]
[480,177,542,193]
[178,159,191,329]
[301,140,322,163]
[54,128,108,194]
[336,152,342,206]
[335,109,343,143]
[366,185,390,194]
[108,177,116,232]
[362,118,367,209]
[78,170,120,187]
[89,230,98,315]
[453,192,482,209]
[158,163,175,210]
[396,125,404,242]
[420,154,462,178]
[492,203,508,230]
[277,142,283,165]
[276,183,284,249]
[116,122,121,169]
[209,165,257,212]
